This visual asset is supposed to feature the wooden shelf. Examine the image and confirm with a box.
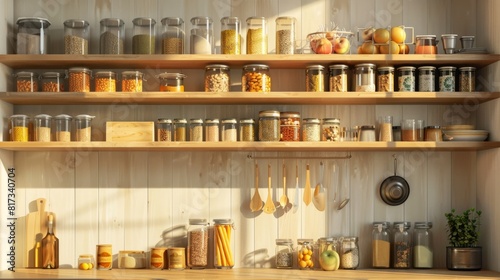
[1,53,499,69]
[1,91,499,105]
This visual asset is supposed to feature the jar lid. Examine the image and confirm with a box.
[15,71,37,78]
[190,16,213,25]
[459,66,476,72]
[100,18,124,27]
[398,66,416,71]
[318,237,334,243]
[35,114,52,119]
[416,35,436,39]
[97,244,112,247]
[276,238,293,245]
[157,73,187,80]
[95,71,116,77]
[306,65,325,71]
[378,66,394,72]
[342,236,358,242]
[10,114,29,119]
[438,66,456,71]
[189,218,208,225]
[42,72,63,78]
[16,17,51,28]
[275,16,296,24]
[259,110,280,117]
[239,118,255,124]
[243,64,270,71]
[157,118,172,124]
[460,35,475,40]
[122,70,144,77]
[393,221,411,229]
[54,114,72,120]
[68,67,91,74]
[213,218,232,225]
[414,221,433,229]
[206,64,230,71]
[246,16,266,23]
[280,112,300,118]
[132,17,156,26]
[173,118,187,124]
[441,34,458,38]
[303,118,320,124]
[161,17,184,26]
[220,16,240,24]
[119,250,145,254]
[361,125,375,130]
[205,118,220,124]
[63,19,89,28]
[323,118,340,124]
[297,238,313,245]
[329,64,348,70]
[425,125,440,129]
[393,125,401,129]
[373,221,390,228]
[418,66,436,71]
[355,63,376,69]
[78,254,94,258]
[222,118,237,124]
[75,114,95,120]
[190,118,203,124]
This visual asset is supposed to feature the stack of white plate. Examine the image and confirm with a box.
[443,125,488,141]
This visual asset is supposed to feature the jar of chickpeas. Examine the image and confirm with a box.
[15,71,38,92]
[242,64,271,92]
[41,72,64,92]
[280,112,300,141]
[121,71,143,92]
[94,71,116,92]
[68,67,91,92]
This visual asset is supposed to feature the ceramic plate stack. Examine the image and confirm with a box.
[443,125,489,141]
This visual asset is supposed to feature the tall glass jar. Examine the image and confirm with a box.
[100,18,125,54]
[161,17,185,54]
[377,66,394,92]
[239,118,255,141]
[297,239,314,269]
[459,67,475,92]
[438,66,456,92]
[418,66,436,92]
[220,17,241,54]
[221,118,237,142]
[213,219,234,269]
[322,118,341,141]
[372,222,391,268]
[275,239,294,269]
[354,63,376,92]
[340,236,359,269]
[246,17,267,54]
[74,114,94,142]
[242,64,271,92]
[318,237,339,270]
[398,66,416,92]
[302,118,321,141]
[190,17,213,54]
[64,19,89,54]
[173,118,187,141]
[205,119,219,142]
[187,219,209,269]
[275,17,295,54]
[10,115,29,142]
[393,221,411,268]
[189,119,204,142]
[41,72,64,92]
[156,118,172,142]
[132,17,156,54]
[34,114,52,142]
[258,110,280,141]
[413,222,433,269]
[205,64,230,92]
[280,112,300,141]
[16,17,51,54]
[306,65,325,92]
[329,64,348,92]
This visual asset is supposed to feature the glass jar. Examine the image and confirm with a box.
[354,63,376,92]
[118,251,146,269]
[34,114,52,142]
[413,222,433,269]
[393,221,412,268]
[378,116,393,142]
[318,237,338,255]
[16,17,51,54]
[167,248,186,270]
[189,119,204,142]
[418,66,436,92]
[239,119,255,141]
[220,17,241,54]
[96,244,112,270]
[275,239,294,269]
[221,118,237,142]
[158,73,186,92]
[398,66,416,92]
[94,71,116,92]
[242,64,271,92]
[280,112,300,141]
[78,254,95,270]
[322,118,341,141]
[438,66,456,92]
[157,118,172,142]
[132,17,156,54]
[121,71,143,92]
[297,239,314,269]
[275,17,296,54]
[258,110,280,141]
[415,35,437,54]
[187,219,209,269]
[329,64,349,92]
[190,16,213,54]
[205,119,220,142]
[173,118,187,141]
[459,67,476,92]
[68,67,91,92]
[150,247,167,269]
[161,17,185,54]
[213,219,234,269]
[417,120,425,141]
[425,126,442,141]
[393,126,402,141]
[402,119,417,141]
[15,71,39,92]
[359,125,376,142]
[74,114,94,142]
[100,18,125,54]
[302,118,321,141]
[372,222,391,268]
[340,236,359,269]
[10,114,29,142]
[205,64,230,92]
[246,17,267,54]
[42,72,64,92]
[306,65,325,92]
[63,19,89,54]
[377,66,394,92]
[54,114,72,142]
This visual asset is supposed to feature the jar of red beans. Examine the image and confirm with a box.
[280,112,300,141]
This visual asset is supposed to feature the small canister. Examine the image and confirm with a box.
[377,66,394,92]
[156,118,172,142]
[415,35,437,54]
[242,64,271,92]
[306,65,325,92]
[16,71,39,92]
[132,17,156,54]
[54,114,72,142]
[275,17,296,54]
[189,118,204,142]
[78,254,95,270]
[173,118,187,141]
[418,66,436,92]
[246,17,267,54]
[340,236,359,269]
[413,222,433,268]
[190,16,214,54]
[220,17,241,54]
[372,222,391,268]
[168,248,186,270]
[239,119,255,141]
[459,67,476,92]
[42,72,64,92]
[150,247,167,269]
[158,73,186,92]
[258,110,280,141]
[96,244,112,270]
[221,118,237,142]
[34,114,52,142]
[359,125,376,141]
[74,114,94,142]
[118,251,146,269]
[302,118,321,141]
[393,222,412,268]
[187,219,209,269]
[94,71,116,92]
[63,19,89,54]
[322,118,341,141]
[161,17,185,54]
[205,119,220,142]
[354,63,376,92]
[329,64,349,92]
[297,239,314,269]
[402,119,417,141]
[10,114,30,142]
[378,116,393,142]
[393,126,402,141]
[438,66,456,92]
[397,66,416,92]
[213,219,234,268]
[424,126,442,141]
[121,71,144,92]
[280,112,301,141]
[205,64,230,92]
[100,18,125,54]
[275,239,294,269]
[68,67,91,92]
[16,17,51,54]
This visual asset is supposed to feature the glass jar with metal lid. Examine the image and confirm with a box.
[34,114,52,142]
[15,71,39,92]
[413,222,433,268]
[68,67,91,92]
[173,118,187,141]
[438,66,456,92]
[9,115,30,142]
[275,16,296,54]
[158,73,186,92]
[220,17,241,54]
[246,17,267,54]
[16,17,51,54]
[306,65,325,92]
[132,17,156,54]
[221,118,237,142]
[318,237,339,256]
[205,64,230,92]
[415,35,437,54]
[54,114,72,142]
[418,66,436,92]
[74,114,94,142]
[161,17,185,54]
[340,236,359,269]
[459,67,476,92]
[354,63,376,92]
[189,119,204,142]
[213,219,234,268]
[372,222,391,268]
[242,64,271,92]
[239,119,255,141]
[393,221,412,268]
[157,118,172,142]
[322,118,341,141]
[205,119,219,142]
[424,126,442,141]
[42,72,64,92]
[280,112,300,141]
[359,125,376,141]
[100,18,125,54]
[377,66,394,92]
[329,64,348,92]
[397,66,416,92]
[94,71,116,92]
[64,19,89,54]
[275,239,294,269]
[297,239,314,269]
[190,16,214,54]
[187,218,209,269]
[302,118,321,141]
[258,110,280,141]
[121,71,144,92]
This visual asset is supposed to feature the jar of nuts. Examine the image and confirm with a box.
[242,64,271,92]
[258,110,280,141]
[160,17,185,54]
[329,64,349,92]
[306,65,325,92]
[94,71,116,92]
[220,17,241,54]
[205,64,230,92]
[280,112,301,141]
[156,118,172,142]
[246,17,267,54]
[15,71,39,92]
[158,73,186,92]
[377,66,394,92]
[41,72,64,92]
[121,71,144,92]
[322,118,341,141]
[68,67,91,92]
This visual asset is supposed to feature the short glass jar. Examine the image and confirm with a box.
[275,16,296,54]
[15,71,39,92]
[413,222,433,269]
[438,66,456,92]
[54,114,72,142]
[220,17,241,54]
[158,73,186,92]
[359,125,376,142]
[205,64,230,92]
[190,16,214,54]
[354,63,376,92]
[459,66,476,92]
[63,19,89,54]
[306,65,325,92]
[418,66,436,92]
[173,118,187,141]
[132,17,156,54]
[397,66,416,92]
[34,114,52,142]
[213,219,234,269]
[280,112,301,141]
[100,18,125,54]
[275,239,294,269]
[258,110,280,141]
[329,64,349,92]
[372,222,391,268]
[10,115,29,142]
[246,17,267,54]
[415,35,437,54]
[322,118,341,141]
[424,126,442,141]
[94,71,116,92]
[221,118,237,142]
[157,118,172,142]
[121,71,143,92]
[161,17,185,54]
[297,239,314,269]
[190,118,204,142]
[187,218,209,269]
[42,72,64,92]
[68,67,91,92]
[78,254,95,270]
[393,125,402,141]
[340,236,360,269]
[377,66,394,92]
[239,119,255,141]
[393,222,412,268]
[402,119,417,141]
[205,119,220,142]
[242,64,271,92]
[302,118,321,141]
[74,114,94,142]
[16,17,51,54]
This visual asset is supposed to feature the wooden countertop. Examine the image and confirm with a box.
[1,268,500,279]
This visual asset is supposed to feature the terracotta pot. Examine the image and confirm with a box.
[446,246,482,270]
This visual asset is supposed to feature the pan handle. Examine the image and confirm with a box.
[393,154,398,176]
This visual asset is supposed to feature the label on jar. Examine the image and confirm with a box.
[439,75,455,92]
[419,74,435,91]
[398,75,415,92]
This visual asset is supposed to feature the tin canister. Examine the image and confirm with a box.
[151,247,167,269]
[96,244,112,270]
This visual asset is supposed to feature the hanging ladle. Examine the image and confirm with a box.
[250,163,263,212]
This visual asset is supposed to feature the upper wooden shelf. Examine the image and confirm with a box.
[0,54,499,69]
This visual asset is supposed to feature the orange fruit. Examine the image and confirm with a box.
[391,26,406,44]
[373,28,390,44]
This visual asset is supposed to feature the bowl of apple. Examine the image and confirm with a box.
[307,30,354,54]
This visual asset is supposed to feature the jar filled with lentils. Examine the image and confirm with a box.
[280,112,300,141]
[221,118,237,142]
[63,19,89,55]
[459,66,476,92]
[94,71,116,92]
[418,66,436,92]
[205,119,219,142]
[157,118,172,142]
[100,18,125,54]
[68,67,91,92]
[438,66,456,92]
[205,64,230,92]
[329,64,348,92]
[302,118,321,141]
[306,65,325,92]
[161,17,185,54]
[275,16,295,54]
[173,118,187,141]
[15,71,38,92]
[189,118,203,142]
[258,110,280,141]
[42,72,64,92]
[239,118,255,141]
[242,64,271,92]
[220,16,241,54]
[377,66,394,92]
[121,71,143,92]
[246,17,267,54]
[322,118,341,141]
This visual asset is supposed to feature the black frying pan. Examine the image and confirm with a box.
[380,156,410,206]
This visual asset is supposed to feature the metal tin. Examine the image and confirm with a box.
[96,244,112,270]
[397,66,416,92]
[438,66,456,92]
[150,247,167,269]
[418,66,436,92]
[168,248,186,270]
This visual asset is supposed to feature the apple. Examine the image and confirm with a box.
[311,37,333,54]
[360,41,376,54]
[333,37,350,54]
[357,45,363,54]
[361,27,375,41]
[373,28,390,44]
[319,249,340,271]
[399,43,410,54]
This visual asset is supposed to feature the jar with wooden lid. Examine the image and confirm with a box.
[64,19,89,54]
[34,114,52,142]
[68,67,91,92]
[213,219,234,268]
[161,17,184,54]
[242,64,271,92]
[220,17,241,54]
[173,118,187,141]
[329,64,348,92]
[306,65,325,92]
[157,118,172,142]
[246,17,267,54]
[42,72,64,92]
[280,112,301,141]
[121,71,143,92]
[259,110,280,141]
[100,18,125,54]
[187,219,209,269]
[239,119,255,141]
[377,66,394,92]
[94,71,116,92]
[275,16,296,54]
[205,119,219,142]
[205,64,230,92]
[158,73,186,92]
[372,222,391,268]
[10,114,30,142]
[15,71,39,92]
[74,114,94,142]
[190,119,204,142]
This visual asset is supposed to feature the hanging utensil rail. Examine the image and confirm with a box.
[247,153,352,160]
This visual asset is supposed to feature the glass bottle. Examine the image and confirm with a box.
[377,66,394,92]
[100,18,125,54]
[275,17,296,54]
[213,219,234,268]
[189,118,204,142]
[280,112,300,141]
[205,119,220,142]
[398,66,416,92]
[74,114,94,142]
[438,66,456,92]
[258,110,280,141]
[34,114,52,142]
[42,214,59,269]
[340,236,359,269]
[302,118,321,141]
[418,66,436,92]
[190,16,214,54]
[221,118,237,142]
[246,17,267,54]
[242,64,271,92]
[275,239,294,269]
[156,118,172,142]
[16,17,51,54]
[306,65,325,92]
[459,66,476,92]
[161,17,185,54]
[393,221,411,268]
[297,239,314,269]
[132,17,156,54]
[239,118,255,141]
[372,222,391,268]
[329,64,348,92]
[54,114,72,142]
[63,19,89,54]
[413,222,433,268]
[10,114,30,142]
[187,219,209,269]
[354,63,376,92]
[220,17,241,54]
[205,64,230,92]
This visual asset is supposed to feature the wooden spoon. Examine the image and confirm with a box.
[292,162,299,213]
[303,164,312,206]
[250,163,263,212]
[279,163,288,208]
[313,161,326,211]
[262,164,276,214]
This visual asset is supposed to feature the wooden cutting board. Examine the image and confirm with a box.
[25,198,47,268]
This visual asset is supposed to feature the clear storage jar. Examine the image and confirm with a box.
[359,125,376,142]
[413,222,433,268]
[415,35,437,54]
[190,16,214,54]
[156,118,172,142]
[132,17,156,54]
[42,72,64,92]
[239,118,255,141]
[54,114,72,142]
[64,19,89,54]
[10,114,30,142]
[187,219,209,269]
[221,118,237,142]
[74,114,94,142]
[78,254,95,270]
[258,110,280,141]
[173,118,187,141]
[220,17,241,54]
[275,17,295,54]
[158,73,186,92]
[418,66,436,92]
[329,64,349,92]
[438,66,456,92]
[205,119,220,142]
[402,119,417,141]
[205,64,230,92]
[302,118,321,141]
[398,66,416,92]
[377,66,394,92]
[275,239,294,269]
[378,116,393,142]
[68,67,91,92]
[322,118,341,141]
[189,119,204,142]
[459,66,476,92]
[34,114,52,142]
[242,64,271,92]
[213,219,234,269]
[354,63,376,92]
[100,18,125,54]
[15,71,39,92]
[121,71,143,92]
[16,17,51,54]
[280,112,300,141]
[306,65,325,92]
[393,222,412,268]
[161,17,185,54]
[372,222,391,268]
[425,126,442,141]
[246,17,267,54]
[340,236,359,269]
[94,71,116,92]
[318,237,339,256]
[393,126,402,141]
[297,239,314,269]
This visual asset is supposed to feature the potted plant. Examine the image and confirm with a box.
[445,208,482,270]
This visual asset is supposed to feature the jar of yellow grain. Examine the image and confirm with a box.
[68,67,91,92]
[9,114,30,142]
[94,71,116,92]
[220,17,241,54]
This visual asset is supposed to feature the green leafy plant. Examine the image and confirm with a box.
[445,208,482,247]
